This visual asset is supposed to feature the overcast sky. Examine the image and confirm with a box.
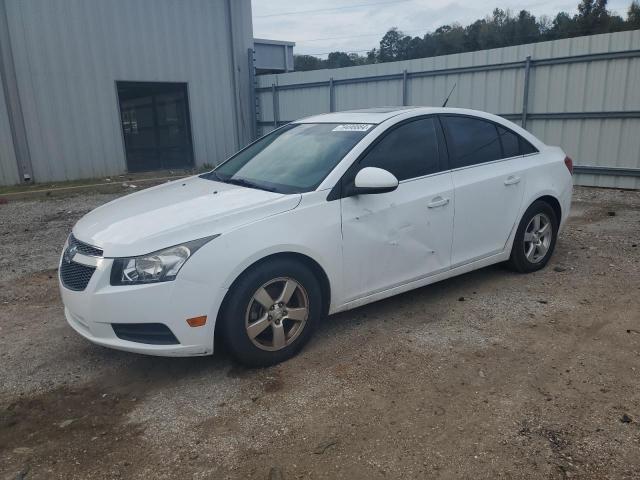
[252,0,632,57]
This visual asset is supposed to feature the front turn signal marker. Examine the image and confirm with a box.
[186,315,207,327]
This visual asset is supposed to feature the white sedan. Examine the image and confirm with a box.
[59,107,573,366]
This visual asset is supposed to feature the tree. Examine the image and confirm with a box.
[349,53,367,66]
[326,52,354,69]
[629,1,640,27]
[476,9,510,49]
[514,10,540,45]
[433,24,466,55]
[537,15,554,38]
[576,0,613,33]
[366,48,378,64]
[549,11,577,38]
[294,55,325,71]
[406,36,426,59]
[379,28,405,62]
[282,1,640,73]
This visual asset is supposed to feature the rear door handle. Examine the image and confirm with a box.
[427,197,450,208]
[504,175,521,186]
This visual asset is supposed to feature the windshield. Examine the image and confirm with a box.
[201,123,372,193]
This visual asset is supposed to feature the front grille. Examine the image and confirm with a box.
[69,234,103,257]
[60,261,96,291]
[112,323,180,345]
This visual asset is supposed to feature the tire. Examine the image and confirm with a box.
[219,258,322,367]
[507,200,559,273]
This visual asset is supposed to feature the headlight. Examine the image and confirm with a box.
[110,235,218,285]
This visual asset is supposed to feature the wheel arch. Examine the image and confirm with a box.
[531,194,562,223]
[215,251,332,337]
[506,192,563,256]
[506,193,562,272]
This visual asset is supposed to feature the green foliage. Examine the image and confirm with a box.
[292,0,640,72]
[629,1,640,27]
[293,55,325,71]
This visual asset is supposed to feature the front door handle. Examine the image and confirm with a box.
[427,197,450,208]
[504,175,521,186]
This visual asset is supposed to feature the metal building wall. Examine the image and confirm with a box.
[254,39,295,73]
[0,0,253,185]
[257,30,640,189]
[0,71,19,185]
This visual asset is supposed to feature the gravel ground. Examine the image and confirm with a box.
[0,186,639,479]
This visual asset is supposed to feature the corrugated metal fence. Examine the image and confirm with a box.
[255,30,640,189]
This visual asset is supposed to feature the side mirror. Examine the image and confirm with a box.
[351,167,399,195]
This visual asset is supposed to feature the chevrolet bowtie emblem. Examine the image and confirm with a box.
[64,244,78,264]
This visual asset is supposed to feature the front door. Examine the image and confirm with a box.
[117,81,194,172]
[340,117,454,302]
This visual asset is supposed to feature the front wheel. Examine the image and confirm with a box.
[219,258,322,367]
[507,200,559,273]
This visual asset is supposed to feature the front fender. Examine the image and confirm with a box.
[182,191,343,314]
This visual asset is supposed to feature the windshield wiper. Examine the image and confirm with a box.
[201,170,223,182]
[225,177,277,193]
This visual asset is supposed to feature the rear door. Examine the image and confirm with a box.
[441,115,532,267]
[340,117,454,302]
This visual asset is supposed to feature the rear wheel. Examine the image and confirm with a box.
[507,200,558,273]
[219,258,322,367]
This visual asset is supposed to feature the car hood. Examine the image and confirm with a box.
[73,176,301,257]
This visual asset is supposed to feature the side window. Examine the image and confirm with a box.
[358,118,440,181]
[442,116,502,168]
[520,137,538,155]
[497,125,539,157]
[497,126,520,158]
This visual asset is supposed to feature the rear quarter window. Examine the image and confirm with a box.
[497,125,539,157]
[519,137,538,155]
[497,126,521,158]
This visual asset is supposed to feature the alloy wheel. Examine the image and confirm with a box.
[244,277,309,351]
[523,213,552,263]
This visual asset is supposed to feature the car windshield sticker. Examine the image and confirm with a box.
[332,124,373,132]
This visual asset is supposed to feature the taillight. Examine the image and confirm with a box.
[564,156,573,175]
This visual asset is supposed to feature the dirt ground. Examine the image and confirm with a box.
[0,186,639,480]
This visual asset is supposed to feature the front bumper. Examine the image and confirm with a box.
[59,255,226,357]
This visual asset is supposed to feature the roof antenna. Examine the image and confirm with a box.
[442,83,457,107]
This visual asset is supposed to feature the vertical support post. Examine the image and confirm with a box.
[247,48,258,140]
[329,77,335,112]
[224,0,241,150]
[271,83,279,128]
[0,0,33,182]
[283,44,291,72]
[402,69,408,106]
[521,55,532,130]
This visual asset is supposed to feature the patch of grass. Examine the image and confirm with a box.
[0,169,203,196]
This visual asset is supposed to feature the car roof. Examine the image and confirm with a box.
[294,107,503,125]
[292,106,547,151]
[294,107,421,124]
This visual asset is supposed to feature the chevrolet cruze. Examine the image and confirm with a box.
[59,107,573,366]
